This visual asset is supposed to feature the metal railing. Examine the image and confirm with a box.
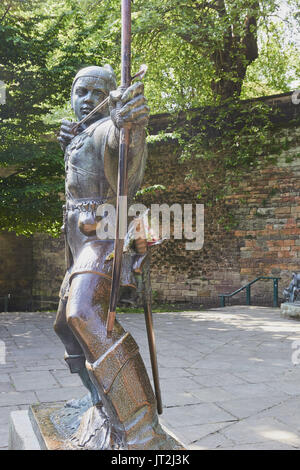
[219,276,281,308]
[0,294,11,312]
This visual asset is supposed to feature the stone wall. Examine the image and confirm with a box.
[0,232,32,310]
[30,127,300,309]
[31,233,65,309]
[0,92,299,310]
[137,126,300,307]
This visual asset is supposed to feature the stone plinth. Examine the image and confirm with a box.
[9,402,95,450]
[8,410,41,450]
[281,302,300,319]
[8,401,185,450]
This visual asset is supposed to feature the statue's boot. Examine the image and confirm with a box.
[54,298,101,407]
[64,353,101,407]
[86,332,184,450]
[50,353,110,449]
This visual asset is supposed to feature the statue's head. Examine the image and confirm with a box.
[71,65,117,123]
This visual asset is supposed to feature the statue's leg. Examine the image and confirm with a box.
[66,272,181,450]
[53,298,100,405]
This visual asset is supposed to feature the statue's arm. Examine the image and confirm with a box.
[105,82,149,195]
[107,81,149,150]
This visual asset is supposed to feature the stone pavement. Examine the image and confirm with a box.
[1,306,300,450]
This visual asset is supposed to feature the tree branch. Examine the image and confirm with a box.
[242,3,259,63]
[0,2,12,23]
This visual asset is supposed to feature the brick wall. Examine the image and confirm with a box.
[31,126,300,309]
[142,127,300,306]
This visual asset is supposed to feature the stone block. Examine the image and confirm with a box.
[281,302,300,319]
[8,410,41,450]
[9,403,186,450]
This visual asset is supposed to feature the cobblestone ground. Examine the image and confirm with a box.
[1,306,300,450]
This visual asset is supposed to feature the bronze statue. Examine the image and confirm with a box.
[53,65,183,450]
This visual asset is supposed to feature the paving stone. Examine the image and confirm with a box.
[0,382,14,393]
[0,428,9,448]
[156,367,194,379]
[0,374,10,383]
[51,372,83,388]
[223,442,298,450]
[0,392,37,407]
[11,371,59,391]
[0,406,19,425]
[232,369,285,384]
[35,386,86,403]
[189,431,235,450]
[8,351,48,362]
[215,394,288,419]
[221,416,300,447]
[171,422,232,444]
[162,403,236,429]
[221,382,280,399]
[188,362,233,372]
[3,307,300,450]
[190,386,236,403]
[24,359,67,372]
[160,377,201,393]
[162,391,202,407]
[158,355,194,368]
[165,350,204,363]
[258,397,300,429]
[0,365,25,374]
[0,328,11,339]
[190,372,247,387]
[268,379,300,396]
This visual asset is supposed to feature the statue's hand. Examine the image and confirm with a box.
[109,82,149,129]
[58,119,77,152]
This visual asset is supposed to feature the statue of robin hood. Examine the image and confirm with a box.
[52,64,183,450]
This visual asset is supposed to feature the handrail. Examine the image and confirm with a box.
[0,294,11,312]
[219,276,281,308]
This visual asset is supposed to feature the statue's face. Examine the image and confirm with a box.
[72,76,109,123]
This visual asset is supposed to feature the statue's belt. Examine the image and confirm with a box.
[64,198,112,238]
[65,198,108,213]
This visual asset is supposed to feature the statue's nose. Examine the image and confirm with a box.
[84,91,93,103]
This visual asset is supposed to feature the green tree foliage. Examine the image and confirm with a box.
[133,0,299,109]
[242,22,300,98]
[0,0,64,235]
[0,0,118,235]
[0,0,298,235]
[134,0,262,105]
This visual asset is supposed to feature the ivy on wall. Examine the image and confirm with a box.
[144,97,299,231]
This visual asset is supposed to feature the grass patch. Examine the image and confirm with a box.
[117,303,203,314]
